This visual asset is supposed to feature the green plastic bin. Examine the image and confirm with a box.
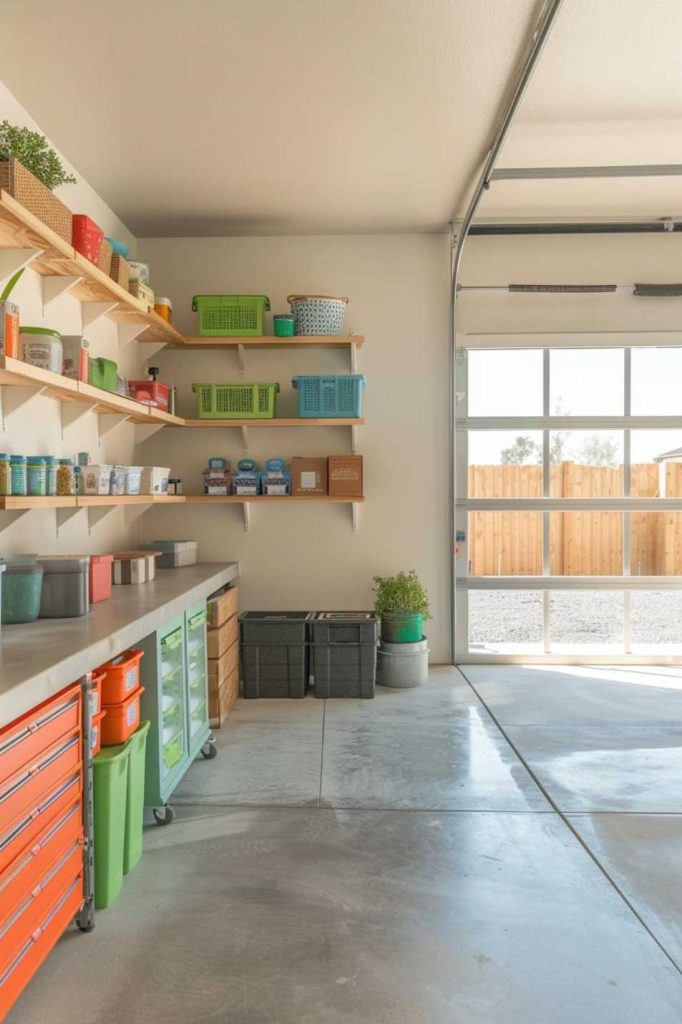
[89,356,118,393]
[123,720,150,874]
[93,744,129,909]
[192,294,270,337]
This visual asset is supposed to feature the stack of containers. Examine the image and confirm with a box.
[97,650,145,747]
[240,611,311,699]
[377,613,430,689]
[310,612,378,699]
[206,585,239,725]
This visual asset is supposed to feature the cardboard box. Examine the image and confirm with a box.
[208,639,239,691]
[209,666,239,726]
[292,457,328,496]
[207,613,239,659]
[0,301,20,358]
[207,584,238,628]
[328,455,363,497]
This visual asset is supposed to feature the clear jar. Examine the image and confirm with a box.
[44,456,57,496]
[74,466,84,496]
[0,454,10,497]
[26,457,47,496]
[10,455,27,496]
[56,459,74,496]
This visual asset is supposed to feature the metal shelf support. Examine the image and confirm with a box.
[61,401,96,438]
[0,383,46,429]
[242,502,252,532]
[241,425,249,455]
[87,504,116,534]
[0,248,43,290]
[351,502,360,531]
[41,275,82,315]
[56,506,81,536]
[0,508,29,532]
[82,302,117,330]
[98,413,131,444]
[117,323,148,348]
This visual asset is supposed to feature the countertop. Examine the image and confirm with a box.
[0,561,239,728]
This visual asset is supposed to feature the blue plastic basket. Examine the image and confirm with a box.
[292,375,366,418]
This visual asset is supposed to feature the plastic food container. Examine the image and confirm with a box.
[61,335,89,383]
[44,456,57,496]
[0,454,9,496]
[127,260,150,284]
[26,456,46,496]
[72,214,103,263]
[89,554,113,604]
[140,540,197,568]
[124,466,142,495]
[101,686,145,746]
[57,459,74,496]
[89,357,118,393]
[105,236,129,258]
[274,314,295,337]
[140,467,170,495]
[83,465,113,496]
[128,380,170,410]
[90,710,106,757]
[287,294,348,336]
[1,562,43,623]
[111,552,159,585]
[37,556,90,618]
[10,455,26,496]
[97,649,144,704]
[110,466,127,496]
[21,327,63,374]
[154,297,173,322]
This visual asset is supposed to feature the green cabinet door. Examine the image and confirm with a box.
[185,601,211,759]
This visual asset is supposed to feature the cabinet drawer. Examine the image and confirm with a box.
[0,772,81,877]
[0,843,82,977]
[0,733,81,837]
[0,876,83,1020]
[0,801,81,937]
[0,685,81,787]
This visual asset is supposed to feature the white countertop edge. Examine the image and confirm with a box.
[0,562,239,729]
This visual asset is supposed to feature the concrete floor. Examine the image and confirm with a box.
[11,664,682,1023]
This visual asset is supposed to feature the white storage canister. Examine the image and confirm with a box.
[37,556,90,618]
[83,465,113,495]
[125,466,143,495]
[21,327,63,374]
[110,466,127,496]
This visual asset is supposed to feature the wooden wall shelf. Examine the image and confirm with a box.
[155,335,364,349]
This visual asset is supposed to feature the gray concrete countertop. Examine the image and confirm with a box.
[0,561,239,729]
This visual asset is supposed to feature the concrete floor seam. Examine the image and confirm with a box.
[168,799,559,814]
[457,665,682,979]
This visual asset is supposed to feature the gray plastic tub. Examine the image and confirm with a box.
[38,556,90,618]
[140,540,197,568]
[240,612,312,698]
[377,642,429,688]
[311,612,377,699]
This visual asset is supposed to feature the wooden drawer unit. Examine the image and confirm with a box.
[0,802,81,937]
[0,732,81,838]
[0,685,81,787]
[0,877,83,1018]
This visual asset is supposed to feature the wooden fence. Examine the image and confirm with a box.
[468,461,682,576]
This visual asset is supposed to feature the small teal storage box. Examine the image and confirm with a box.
[292,375,366,418]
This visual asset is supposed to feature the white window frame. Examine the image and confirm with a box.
[455,333,682,665]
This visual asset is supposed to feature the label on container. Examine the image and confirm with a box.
[125,667,137,692]
[126,702,138,726]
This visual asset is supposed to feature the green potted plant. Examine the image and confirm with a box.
[373,570,431,643]
[0,121,76,243]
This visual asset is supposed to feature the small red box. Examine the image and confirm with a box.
[128,380,170,411]
[72,214,103,264]
[89,554,113,604]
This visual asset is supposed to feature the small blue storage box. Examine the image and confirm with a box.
[292,375,366,418]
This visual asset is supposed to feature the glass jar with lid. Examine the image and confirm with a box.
[27,456,47,497]
[44,456,57,496]
[0,454,10,497]
[57,458,75,496]
[10,455,27,496]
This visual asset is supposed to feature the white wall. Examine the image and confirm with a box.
[0,82,145,558]
[137,234,452,661]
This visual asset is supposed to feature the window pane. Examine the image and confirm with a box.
[549,431,623,496]
[467,349,543,416]
[468,512,542,576]
[549,592,623,653]
[631,431,682,497]
[631,512,682,575]
[468,590,543,654]
[469,431,543,497]
[631,349,682,415]
[630,591,682,653]
[549,512,623,575]
[550,349,624,416]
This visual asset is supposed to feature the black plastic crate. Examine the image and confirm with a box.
[310,611,378,647]
[240,611,312,646]
[311,612,377,699]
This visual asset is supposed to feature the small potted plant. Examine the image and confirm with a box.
[0,121,76,243]
[373,570,431,643]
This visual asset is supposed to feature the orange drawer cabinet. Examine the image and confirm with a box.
[0,683,89,1021]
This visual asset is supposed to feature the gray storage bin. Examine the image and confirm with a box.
[140,540,197,568]
[311,611,377,699]
[38,556,90,618]
[240,612,312,698]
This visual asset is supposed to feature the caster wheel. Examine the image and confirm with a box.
[77,920,95,933]
[201,740,218,760]
[153,805,175,826]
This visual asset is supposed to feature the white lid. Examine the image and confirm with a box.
[155,296,173,309]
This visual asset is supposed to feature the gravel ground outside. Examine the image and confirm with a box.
[468,589,682,651]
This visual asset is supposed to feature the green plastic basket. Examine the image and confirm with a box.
[192,295,270,337]
[192,382,279,419]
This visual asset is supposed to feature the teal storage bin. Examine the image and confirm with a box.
[123,721,150,874]
[93,744,129,909]
[1,562,43,623]
[292,375,366,418]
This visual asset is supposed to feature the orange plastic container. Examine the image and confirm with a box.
[0,684,81,787]
[101,687,145,746]
[97,650,144,705]
[90,710,106,757]
[87,671,104,717]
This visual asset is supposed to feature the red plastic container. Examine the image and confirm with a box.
[101,687,145,746]
[128,380,171,411]
[72,214,103,265]
[97,649,144,704]
[89,554,113,604]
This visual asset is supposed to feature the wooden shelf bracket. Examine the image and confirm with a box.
[0,383,47,429]
[56,505,81,536]
[61,400,96,438]
[98,412,131,444]
[0,508,29,532]
[242,502,252,532]
[117,323,148,348]
[241,425,249,455]
[82,301,117,330]
[41,275,82,315]
[352,502,360,531]
[134,421,166,445]
[87,504,116,534]
[124,502,153,528]
[0,248,43,290]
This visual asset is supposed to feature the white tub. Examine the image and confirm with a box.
[140,466,170,495]
[82,465,113,496]
[125,466,143,495]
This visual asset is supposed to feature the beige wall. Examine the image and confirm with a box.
[137,234,452,661]
[0,83,145,558]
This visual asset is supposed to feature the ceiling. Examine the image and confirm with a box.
[0,0,680,236]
